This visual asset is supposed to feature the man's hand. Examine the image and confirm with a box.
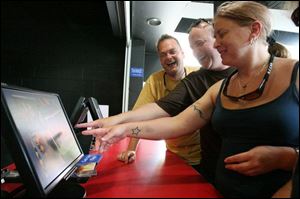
[117,150,136,164]
[75,115,120,130]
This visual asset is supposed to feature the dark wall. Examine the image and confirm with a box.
[1,1,125,167]
[1,1,125,116]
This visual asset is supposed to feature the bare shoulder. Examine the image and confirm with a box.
[275,57,298,69]
[272,57,298,79]
[280,58,300,91]
[272,57,299,93]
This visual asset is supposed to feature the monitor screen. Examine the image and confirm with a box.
[1,83,84,197]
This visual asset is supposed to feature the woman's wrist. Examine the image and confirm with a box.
[279,147,299,171]
[292,147,299,173]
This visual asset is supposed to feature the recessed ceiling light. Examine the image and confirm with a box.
[146,18,161,26]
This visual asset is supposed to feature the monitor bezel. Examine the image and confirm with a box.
[1,83,84,197]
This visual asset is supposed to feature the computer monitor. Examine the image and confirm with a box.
[1,83,85,197]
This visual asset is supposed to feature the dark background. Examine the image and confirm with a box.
[1,1,125,167]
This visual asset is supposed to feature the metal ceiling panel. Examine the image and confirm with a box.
[132,1,189,53]
[128,1,298,53]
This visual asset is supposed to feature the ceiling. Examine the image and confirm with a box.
[107,1,299,54]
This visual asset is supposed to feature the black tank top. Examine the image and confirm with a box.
[211,62,299,197]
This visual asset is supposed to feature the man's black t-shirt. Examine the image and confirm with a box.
[156,67,235,183]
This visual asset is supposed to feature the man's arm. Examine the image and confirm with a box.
[81,103,169,129]
[79,81,220,152]
[115,73,170,163]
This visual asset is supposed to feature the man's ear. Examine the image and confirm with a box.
[181,49,185,59]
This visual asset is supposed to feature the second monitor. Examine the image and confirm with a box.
[69,97,103,154]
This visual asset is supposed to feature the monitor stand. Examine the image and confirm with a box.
[47,181,86,198]
[21,180,86,198]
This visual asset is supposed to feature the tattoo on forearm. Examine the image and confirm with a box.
[193,105,209,121]
[131,126,141,137]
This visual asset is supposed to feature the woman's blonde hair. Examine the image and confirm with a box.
[268,42,291,58]
[215,1,272,43]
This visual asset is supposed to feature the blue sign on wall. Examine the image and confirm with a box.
[130,67,144,78]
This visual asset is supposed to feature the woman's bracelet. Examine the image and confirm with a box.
[292,147,299,174]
